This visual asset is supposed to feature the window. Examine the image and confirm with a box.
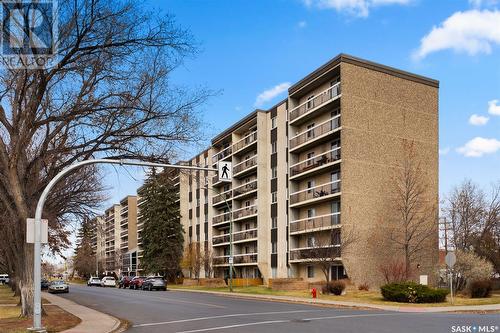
[271,192,277,203]
[271,141,277,154]
[245,200,251,207]
[223,184,230,192]
[196,199,200,207]
[307,235,316,247]
[307,95,315,109]
[307,180,315,193]
[271,116,277,129]
[307,208,316,218]
[271,167,277,179]
[271,217,277,229]
[271,241,277,254]
[306,123,315,138]
[307,265,314,278]
[306,152,315,165]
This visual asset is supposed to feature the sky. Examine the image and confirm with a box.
[99,0,500,218]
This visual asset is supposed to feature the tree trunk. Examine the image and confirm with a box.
[20,245,34,317]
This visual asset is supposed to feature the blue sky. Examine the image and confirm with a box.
[103,0,500,213]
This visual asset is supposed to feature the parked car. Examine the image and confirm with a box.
[141,276,167,291]
[41,279,51,290]
[87,277,101,287]
[129,276,146,290]
[0,274,9,285]
[101,276,116,287]
[118,276,132,289]
[48,280,69,293]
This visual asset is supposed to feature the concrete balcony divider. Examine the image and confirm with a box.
[289,82,341,123]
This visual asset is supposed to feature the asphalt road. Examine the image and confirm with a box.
[58,284,499,333]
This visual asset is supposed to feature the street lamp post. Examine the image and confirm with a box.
[30,159,217,332]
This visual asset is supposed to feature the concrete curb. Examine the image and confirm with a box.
[43,292,122,333]
[169,288,500,313]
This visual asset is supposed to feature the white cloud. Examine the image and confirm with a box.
[413,10,500,60]
[302,0,411,17]
[469,0,499,7]
[298,20,307,28]
[254,82,291,107]
[488,99,500,115]
[469,114,490,125]
[439,147,450,155]
[456,137,500,157]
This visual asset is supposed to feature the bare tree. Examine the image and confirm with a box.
[0,0,208,315]
[389,142,438,280]
[181,242,203,279]
[203,244,214,278]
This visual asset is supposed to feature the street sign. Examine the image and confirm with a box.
[445,252,456,268]
[218,161,232,182]
[26,218,48,244]
[228,256,234,264]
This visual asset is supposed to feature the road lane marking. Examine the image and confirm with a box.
[145,294,226,309]
[174,313,407,333]
[133,309,323,327]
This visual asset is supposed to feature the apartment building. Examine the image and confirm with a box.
[119,196,138,275]
[180,53,439,286]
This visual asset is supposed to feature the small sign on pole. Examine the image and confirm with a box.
[26,218,48,244]
[228,256,234,264]
[218,161,232,182]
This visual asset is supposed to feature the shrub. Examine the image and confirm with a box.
[468,280,492,298]
[381,282,448,303]
[454,250,494,291]
[358,283,369,291]
[378,260,408,284]
[324,280,346,295]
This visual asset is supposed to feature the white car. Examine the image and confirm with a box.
[100,276,116,287]
[0,274,9,285]
[87,277,101,287]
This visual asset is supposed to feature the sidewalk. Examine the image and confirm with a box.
[43,292,122,333]
[170,288,500,313]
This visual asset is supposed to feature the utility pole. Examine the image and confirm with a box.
[29,159,219,332]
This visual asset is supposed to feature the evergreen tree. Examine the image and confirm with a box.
[74,218,96,279]
[140,170,184,280]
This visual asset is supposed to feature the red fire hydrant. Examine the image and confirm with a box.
[311,287,317,299]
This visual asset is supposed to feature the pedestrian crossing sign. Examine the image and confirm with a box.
[218,161,232,182]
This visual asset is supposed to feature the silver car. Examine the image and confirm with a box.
[48,280,69,293]
[141,276,166,291]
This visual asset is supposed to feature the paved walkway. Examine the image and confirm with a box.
[43,292,122,333]
[171,288,500,313]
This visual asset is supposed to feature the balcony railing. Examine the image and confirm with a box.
[120,218,128,226]
[290,213,341,234]
[233,180,257,198]
[120,241,128,249]
[213,211,231,225]
[212,228,258,245]
[290,115,341,150]
[120,229,128,238]
[290,147,341,177]
[289,245,340,261]
[233,131,257,154]
[213,253,258,265]
[213,189,232,206]
[289,82,341,123]
[290,180,341,205]
[233,155,257,176]
[233,205,258,220]
[212,145,232,164]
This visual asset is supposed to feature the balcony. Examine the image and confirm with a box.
[290,213,341,235]
[289,181,341,207]
[212,145,232,165]
[213,253,258,266]
[212,211,231,227]
[233,131,257,155]
[289,115,341,153]
[120,241,128,249]
[120,229,128,238]
[289,245,340,263]
[120,207,128,216]
[233,155,257,178]
[212,228,258,246]
[233,205,258,221]
[289,82,341,125]
[212,189,232,207]
[120,218,128,227]
[289,147,341,180]
[232,180,257,200]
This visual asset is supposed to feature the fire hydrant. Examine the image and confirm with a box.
[311,287,317,299]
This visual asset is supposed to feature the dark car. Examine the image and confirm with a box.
[129,276,146,290]
[141,276,166,291]
[41,279,51,290]
[118,276,132,289]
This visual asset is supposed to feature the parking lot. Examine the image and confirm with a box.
[59,284,499,333]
